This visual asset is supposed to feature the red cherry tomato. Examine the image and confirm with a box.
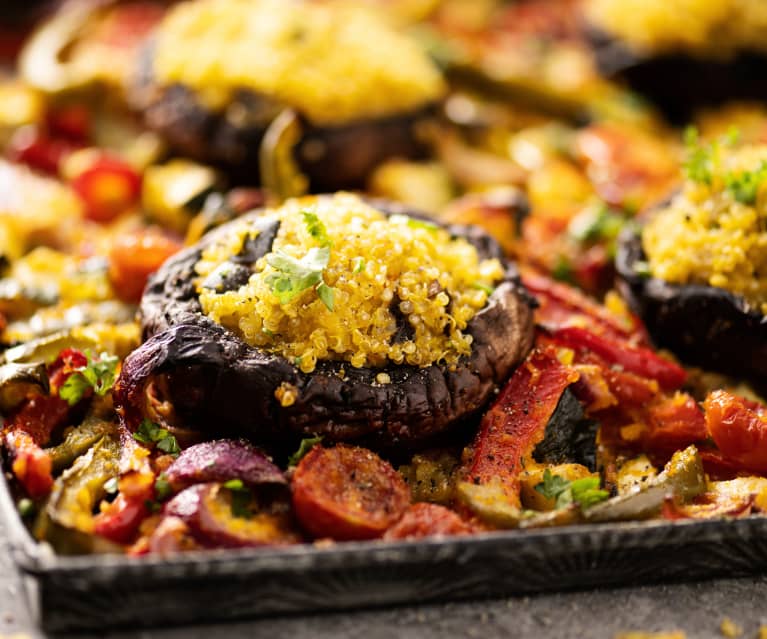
[108,229,182,303]
[704,390,767,473]
[47,104,91,142]
[71,156,142,222]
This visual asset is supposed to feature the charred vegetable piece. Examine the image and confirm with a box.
[119,198,535,446]
[2,325,139,364]
[291,445,410,541]
[47,412,114,474]
[92,470,155,545]
[35,434,122,554]
[383,503,473,540]
[704,390,767,474]
[0,361,49,411]
[462,348,579,509]
[616,229,767,389]
[4,430,53,499]
[70,155,142,223]
[164,482,300,548]
[533,388,598,470]
[583,445,706,523]
[163,439,286,494]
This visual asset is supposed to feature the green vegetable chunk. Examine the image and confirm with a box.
[535,469,609,510]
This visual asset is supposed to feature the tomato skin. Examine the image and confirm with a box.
[93,471,154,544]
[71,156,142,223]
[704,390,767,473]
[4,431,53,498]
[643,393,707,452]
[292,445,410,541]
[7,127,76,175]
[383,503,473,540]
[108,229,182,303]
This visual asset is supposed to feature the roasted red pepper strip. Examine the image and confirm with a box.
[522,269,648,343]
[549,326,686,391]
[704,390,767,474]
[464,348,579,508]
[71,156,142,223]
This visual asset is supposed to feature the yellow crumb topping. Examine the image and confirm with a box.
[195,193,503,373]
[643,144,767,314]
[152,0,445,126]
[586,0,767,58]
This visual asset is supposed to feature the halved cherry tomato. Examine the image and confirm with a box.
[93,471,154,544]
[383,503,473,540]
[704,390,767,473]
[71,156,142,222]
[292,445,410,541]
[108,229,182,303]
[642,393,707,452]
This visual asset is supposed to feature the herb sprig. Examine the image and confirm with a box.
[132,419,181,456]
[288,435,323,467]
[223,478,252,518]
[534,469,609,510]
[59,351,119,406]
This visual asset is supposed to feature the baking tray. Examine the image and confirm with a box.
[3,462,767,634]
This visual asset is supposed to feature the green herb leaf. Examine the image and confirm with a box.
[352,257,366,273]
[59,351,119,405]
[316,281,334,311]
[682,126,714,185]
[154,474,173,501]
[223,478,245,491]
[569,203,626,244]
[132,419,180,457]
[145,499,163,514]
[724,160,767,205]
[302,210,331,246]
[103,477,119,495]
[472,281,494,295]
[570,477,610,509]
[551,255,574,284]
[224,480,253,519]
[390,214,439,232]
[288,435,323,467]
[266,246,334,309]
[534,469,609,510]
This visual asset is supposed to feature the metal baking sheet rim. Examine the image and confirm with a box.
[3,462,767,632]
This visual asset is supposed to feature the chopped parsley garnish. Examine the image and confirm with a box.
[682,126,715,185]
[265,246,335,311]
[288,435,323,467]
[534,469,609,510]
[352,256,366,273]
[472,281,494,295]
[724,160,767,205]
[302,210,331,247]
[390,214,439,232]
[569,202,626,244]
[59,351,119,406]
[224,479,252,518]
[551,255,574,283]
[154,474,173,501]
[132,419,181,456]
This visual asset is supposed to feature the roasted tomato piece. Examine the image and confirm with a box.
[463,348,579,509]
[642,393,707,452]
[71,156,142,223]
[4,430,53,498]
[704,390,767,474]
[164,483,301,548]
[108,229,182,303]
[383,503,473,540]
[6,126,77,175]
[93,471,154,544]
[292,445,410,541]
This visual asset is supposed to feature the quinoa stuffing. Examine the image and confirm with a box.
[195,193,504,373]
[642,140,767,314]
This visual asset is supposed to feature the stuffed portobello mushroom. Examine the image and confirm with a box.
[585,0,767,122]
[617,140,767,388]
[116,193,536,448]
[129,0,446,191]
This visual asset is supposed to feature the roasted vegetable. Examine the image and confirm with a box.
[34,434,122,554]
[0,361,48,411]
[533,388,598,470]
[117,198,535,447]
[291,445,410,541]
[163,439,286,494]
[383,503,472,540]
[616,229,767,390]
[583,445,706,523]
[461,348,580,509]
[704,390,767,474]
[163,482,301,548]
